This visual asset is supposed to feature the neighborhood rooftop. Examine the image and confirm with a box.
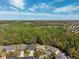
[7,56,38,59]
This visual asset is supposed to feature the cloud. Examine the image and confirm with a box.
[10,0,24,9]
[29,3,49,12]
[39,3,49,9]
[28,5,38,12]
[0,12,79,20]
[0,10,79,20]
[53,5,79,13]
[0,10,54,16]
[29,8,35,12]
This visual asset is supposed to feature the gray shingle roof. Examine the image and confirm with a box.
[48,46,59,52]
[0,44,26,51]
[55,54,67,59]
[5,45,15,51]
[67,56,71,59]
[7,56,38,59]
[27,44,35,50]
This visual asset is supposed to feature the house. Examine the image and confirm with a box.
[0,45,15,52]
[27,44,36,56]
[67,56,71,59]
[0,45,16,59]
[5,45,25,57]
[44,51,51,57]
[36,45,45,51]
[0,46,5,52]
[18,44,26,57]
[27,44,35,51]
[77,48,79,55]
[0,44,26,59]
[55,53,67,59]
[7,56,38,59]
[4,45,16,52]
[47,46,60,55]
[0,45,25,52]
[0,52,6,59]
[29,51,34,56]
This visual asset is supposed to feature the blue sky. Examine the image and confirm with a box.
[0,0,79,20]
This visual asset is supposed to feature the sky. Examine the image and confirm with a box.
[0,0,79,20]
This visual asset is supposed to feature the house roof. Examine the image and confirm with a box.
[77,48,79,54]
[5,45,16,51]
[18,44,26,51]
[27,44,35,50]
[55,54,67,59]
[0,44,26,51]
[36,45,45,49]
[45,51,51,56]
[48,46,59,52]
[0,45,15,51]
[67,56,71,59]
[0,46,5,51]
[7,56,38,59]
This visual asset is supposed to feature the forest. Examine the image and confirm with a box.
[0,21,79,59]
